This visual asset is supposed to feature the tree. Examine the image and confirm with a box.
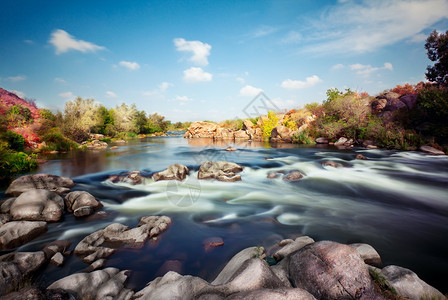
[134,110,148,134]
[63,97,101,141]
[425,30,448,86]
[112,103,138,133]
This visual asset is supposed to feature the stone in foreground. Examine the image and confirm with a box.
[5,174,74,196]
[0,221,47,250]
[198,161,243,182]
[9,189,64,222]
[152,163,189,181]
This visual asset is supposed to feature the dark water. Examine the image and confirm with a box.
[3,136,448,293]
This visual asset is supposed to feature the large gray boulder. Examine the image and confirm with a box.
[288,241,382,299]
[225,288,316,300]
[75,216,172,263]
[5,174,74,196]
[64,191,103,217]
[198,161,243,182]
[47,267,134,300]
[273,236,314,261]
[152,164,189,181]
[381,265,445,300]
[0,221,47,250]
[9,189,64,222]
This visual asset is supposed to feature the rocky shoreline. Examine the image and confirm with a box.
[1,171,446,299]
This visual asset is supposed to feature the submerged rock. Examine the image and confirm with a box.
[225,146,237,152]
[322,161,343,168]
[9,189,64,222]
[198,161,243,182]
[282,171,304,182]
[5,174,74,196]
[0,221,47,250]
[152,163,189,181]
[108,171,146,185]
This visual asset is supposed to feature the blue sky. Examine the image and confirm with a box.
[1,0,448,122]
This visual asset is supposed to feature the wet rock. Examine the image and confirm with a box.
[47,267,134,300]
[267,170,285,179]
[270,125,293,143]
[9,189,64,222]
[315,137,329,144]
[0,214,10,225]
[43,240,71,258]
[0,198,15,213]
[226,288,316,300]
[282,171,304,182]
[273,236,314,261]
[381,265,445,300]
[75,216,172,263]
[86,259,106,272]
[0,221,47,250]
[51,252,65,266]
[152,163,189,181]
[64,191,103,217]
[203,237,224,251]
[198,161,243,182]
[225,146,237,152]
[5,174,74,196]
[0,251,47,296]
[322,161,343,168]
[350,243,382,267]
[212,246,265,285]
[356,153,368,160]
[0,286,75,300]
[334,137,348,146]
[420,145,445,155]
[108,171,146,185]
[288,241,381,299]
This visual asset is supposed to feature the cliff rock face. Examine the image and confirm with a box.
[0,88,41,120]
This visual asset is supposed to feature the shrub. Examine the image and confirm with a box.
[42,133,78,152]
[261,111,279,140]
[126,132,137,138]
[4,131,25,152]
[293,131,315,144]
[0,146,38,181]
[283,115,297,130]
[417,85,448,143]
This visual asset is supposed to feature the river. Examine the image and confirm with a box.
[3,135,448,293]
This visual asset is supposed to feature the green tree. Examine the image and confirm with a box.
[112,103,138,133]
[425,30,448,86]
[63,97,101,141]
[134,110,148,134]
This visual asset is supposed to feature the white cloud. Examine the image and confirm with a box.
[236,77,245,84]
[159,82,172,92]
[175,95,193,102]
[143,82,173,96]
[106,91,118,98]
[183,67,213,82]
[281,75,322,89]
[11,90,26,98]
[302,0,448,54]
[271,97,296,110]
[253,25,279,38]
[119,61,140,70]
[239,85,263,97]
[49,29,105,54]
[59,91,74,98]
[54,77,66,84]
[281,30,302,44]
[8,75,26,82]
[349,62,393,77]
[332,64,345,70]
[174,38,211,66]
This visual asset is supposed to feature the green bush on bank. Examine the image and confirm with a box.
[4,130,25,152]
[0,144,38,181]
[42,132,78,152]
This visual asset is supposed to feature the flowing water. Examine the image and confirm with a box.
[2,135,448,293]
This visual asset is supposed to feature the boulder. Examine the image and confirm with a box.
[5,174,74,196]
[198,161,243,182]
[215,128,235,140]
[75,216,172,263]
[356,153,368,160]
[64,191,103,216]
[184,121,219,139]
[0,214,10,225]
[85,140,108,150]
[0,221,47,250]
[273,236,314,261]
[282,171,304,182]
[234,130,250,140]
[399,93,418,110]
[0,198,15,213]
[420,145,445,155]
[350,243,382,267]
[315,137,329,144]
[108,171,146,185]
[47,267,134,300]
[51,252,65,266]
[381,265,445,300]
[9,189,64,222]
[288,241,382,299]
[334,137,348,146]
[225,288,316,300]
[242,119,254,131]
[385,98,407,111]
[322,161,343,168]
[0,286,75,300]
[371,99,387,112]
[225,146,237,152]
[152,164,189,181]
[270,126,293,143]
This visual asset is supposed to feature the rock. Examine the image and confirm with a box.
[9,189,64,222]
[267,170,285,179]
[108,171,146,185]
[47,267,134,300]
[212,246,265,285]
[315,137,329,144]
[75,216,171,263]
[43,240,71,258]
[356,153,368,160]
[371,98,388,112]
[334,137,348,146]
[282,171,304,182]
[0,214,11,225]
[155,260,183,277]
[225,288,316,300]
[0,286,75,300]
[86,259,106,272]
[322,161,343,168]
[225,146,237,152]
[198,161,243,182]
[51,252,65,266]
[242,119,254,131]
[152,164,189,181]
[215,128,234,140]
[0,221,47,250]
[381,265,445,300]
[0,198,15,213]
[234,130,250,140]
[85,139,108,150]
[203,237,224,251]
[399,93,418,110]
[385,98,407,111]
[90,133,104,140]
[184,121,219,139]
[0,251,47,296]
[273,236,314,261]
[115,139,126,143]
[270,125,293,143]
[109,146,119,150]
[350,243,382,267]
[64,191,102,216]
[288,241,381,299]
[5,174,74,196]
[420,145,445,155]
